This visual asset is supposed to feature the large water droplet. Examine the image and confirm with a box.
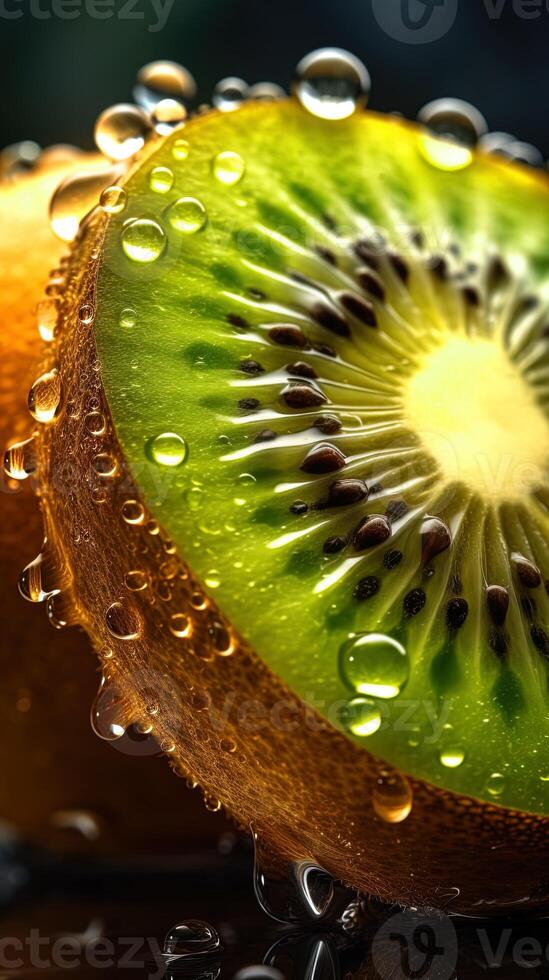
[212,77,249,112]
[152,99,187,135]
[147,432,188,466]
[339,697,381,737]
[49,166,122,242]
[121,218,166,263]
[149,165,175,193]
[99,184,127,215]
[166,197,207,234]
[418,98,487,171]
[212,150,246,186]
[249,82,286,101]
[94,104,151,161]
[339,632,409,699]
[105,599,141,640]
[439,733,466,769]
[18,550,60,603]
[294,48,370,121]
[373,769,413,824]
[134,61,197,111]
[90,677,127,740]
[28,368,62,424]
[4,435,37,481]
[163,920,221,958]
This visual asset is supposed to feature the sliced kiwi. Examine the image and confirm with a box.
[89,102,549,816]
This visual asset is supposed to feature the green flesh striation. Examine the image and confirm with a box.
[95,102,549,814]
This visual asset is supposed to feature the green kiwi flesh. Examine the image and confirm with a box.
[94,101,549,815]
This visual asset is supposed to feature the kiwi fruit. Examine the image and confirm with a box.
[9,61,549,917]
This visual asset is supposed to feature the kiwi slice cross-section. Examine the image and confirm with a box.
[87,102,549,815]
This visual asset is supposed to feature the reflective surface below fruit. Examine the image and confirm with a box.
[2,829,549,980]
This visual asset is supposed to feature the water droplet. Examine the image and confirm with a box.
[121,499,145,524]
[28,368,62,424]
[208,620,233,655]
[147,431,188,467]
[486,772,506,797]
[84,411,106,436]
[185,486,204,511]
[94,104,151,161]
[170,613,191,638]
[166,197,207,234]
[105,599,141,640]
[152,99,187,135]
[294,48,370,121]
[19,551,59,603]
[93,452,117,478]
[134,60,197,112]
[439,736,466,769]
[36,298,58,342]
[78,303,95,324]
[163,920,220,958]
[99,184,127,215]
[249,82,286,101]
[49,166,121,242]
[339,697,381,737]
[119,308,137,328]
[172,138,190,161]
[0,139,41,177]
[339,632,409,699]
[212,150,245,186]
[205,570,221,589]
[125,569,148,591]
[90,677,127,740]
[121,218,166,263]
[212,77,249,112]
[149,165,175,193]
[4,435,37,480]
[373,769,413,824]
[191,592,207,610]
[418,98,487,171]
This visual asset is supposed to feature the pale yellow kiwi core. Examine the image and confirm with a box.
[405,336,549,501]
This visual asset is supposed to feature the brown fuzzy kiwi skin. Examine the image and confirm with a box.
[35,197,549,920]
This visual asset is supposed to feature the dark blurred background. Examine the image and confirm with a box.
[1,0,548,155]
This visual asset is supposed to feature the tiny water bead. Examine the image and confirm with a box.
[121,499,145,524]
[119,308,138,329]
[92,452,117,478]
[134,60,197,112]
[84,411,106,436]
[170,613,191,638]
[486,772,506,798]
[373,769,413,824]
[105,599,142,640]
[339,632,409,699]
[294,48,370,121]
[99,185,127,215]
[36,298,58,342]
[249,82,286,101]
[339,697,381,738]
[163,920,221,958]
[49,165,122,242]
[418,98,487,171]
[125,570,148,592]
[147,432,188,467]
[212,77,249,112]
[121,218,166,263]
[149,166,175,193]
[166,197,207,234]
[94,104,151,161]
[28,369,62,424]
[172,138,190,161]
[212,151,246,186]
[78,304,95,325]
[439,737,466,769]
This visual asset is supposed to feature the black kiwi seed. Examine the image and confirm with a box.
[282,383,327,409]
[339,292,377,328]
[315,245,337,266]
[310,301,351,338]
[486,255,509,291]
[512,554,542,590]
[287,361,318,380]
[446,597,469,631]
[314,415,341,435]
[462,286,481,307]
[248,288,266,301]
[290,500,308,516]
[357,268,386,301]
[238,398,261,413]
[269,324,308,348]
[404,588,427,618]
[353,239,381,269]
[384,549,403,570]
[354,576,380,601]
[427,255,449,281]
[388,252,409,283]
[254,428,277,443]
[227,313,249,329]
[421,517,452,564]
[531,626,549,661]
[353,515,392,551]
[328,478,369,507]
[323,535,347,555]
[486,585,510,626]
[386,499,409,523]
[314,343,337,358]
[240,359,265,376]
[301,443,347,475]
